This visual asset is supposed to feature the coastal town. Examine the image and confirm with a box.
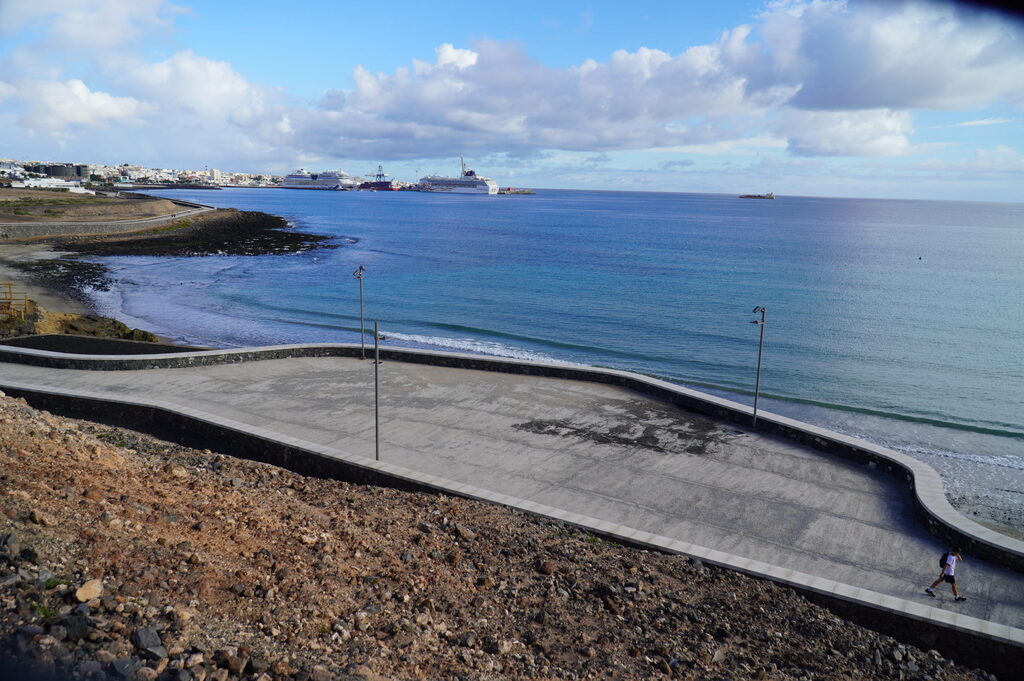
[0,158,534,195]
[1,157,298,190]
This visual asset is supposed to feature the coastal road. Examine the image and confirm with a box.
[0,204,214,240]
[1,353,1022,636]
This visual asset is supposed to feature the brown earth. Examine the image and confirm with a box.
[0,305,159,342]
[0,188,179,223]
[0,392,997,681]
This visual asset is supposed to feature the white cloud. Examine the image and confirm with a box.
[0,0,177,51]
[288,1,1024,161]
[0,0,1022,188]
[766,0,1024,111]
[657,135,788,155]
[121,51,271,122]
[435,43,479,69]
[970,145,1024,172]
[779,109,914,157]
[952,117,1013,127]
[17,79,153,130]
[919,145,1024,173]
[308,36,770,159]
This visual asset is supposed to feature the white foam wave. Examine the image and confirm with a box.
[382,330,571,364]
[80,285,125,324]
[889,441,1024,471]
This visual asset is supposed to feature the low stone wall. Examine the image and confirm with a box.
[0,334,201,355]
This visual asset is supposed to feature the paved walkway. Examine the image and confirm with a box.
[0,205,214,240]
[1,354,1022,635]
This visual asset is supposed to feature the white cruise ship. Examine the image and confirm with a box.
[418,158,498,194]
[281,169,361,190]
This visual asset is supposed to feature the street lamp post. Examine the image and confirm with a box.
[353,265,366,359]
[373,320,381,461]
[750,306,766,429]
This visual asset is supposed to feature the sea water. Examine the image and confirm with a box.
[88,188,1024,524]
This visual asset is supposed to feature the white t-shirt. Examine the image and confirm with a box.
[944,553,957,576]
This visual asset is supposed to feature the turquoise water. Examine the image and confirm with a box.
[91,188,1024,513]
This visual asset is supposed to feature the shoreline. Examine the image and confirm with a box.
[0,243,91,316]
[0,205,336,343]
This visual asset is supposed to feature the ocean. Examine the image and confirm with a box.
[89,188,1024,526]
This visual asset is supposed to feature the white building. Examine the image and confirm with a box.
[13,178,93,193]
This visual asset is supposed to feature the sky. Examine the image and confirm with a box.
[1,0,1022,201]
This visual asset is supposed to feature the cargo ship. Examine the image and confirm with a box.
[739,192,775,199]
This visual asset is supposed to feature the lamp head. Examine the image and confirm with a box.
[353,265,365,279]
[753,306,764,314]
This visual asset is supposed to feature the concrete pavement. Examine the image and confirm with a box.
[0,349,1022,642]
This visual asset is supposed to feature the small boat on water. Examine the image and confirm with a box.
[740,192,775,199]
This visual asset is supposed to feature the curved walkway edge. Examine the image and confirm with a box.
[0,375,1021,666]
[1,341,1021,574]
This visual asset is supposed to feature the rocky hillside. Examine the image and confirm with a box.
[0,392,998,681]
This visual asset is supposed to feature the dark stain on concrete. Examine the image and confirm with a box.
[513,399,728,455]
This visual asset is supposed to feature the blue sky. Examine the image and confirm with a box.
[1,1,1022,200]
[171,3,764,96]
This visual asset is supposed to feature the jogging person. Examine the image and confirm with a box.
[926,547,966,601]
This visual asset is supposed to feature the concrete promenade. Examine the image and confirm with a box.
[1,349,1022,644]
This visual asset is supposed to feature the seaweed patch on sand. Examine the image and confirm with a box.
[10,258,112,307]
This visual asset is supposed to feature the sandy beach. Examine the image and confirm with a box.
[0,187,175,328]
[0,243,91,315]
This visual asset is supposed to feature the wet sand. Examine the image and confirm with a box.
[0,243,90,315]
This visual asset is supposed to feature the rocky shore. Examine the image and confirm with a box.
[0,391,1000,681]
[0,207,337,344]
[50,210,336,257]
